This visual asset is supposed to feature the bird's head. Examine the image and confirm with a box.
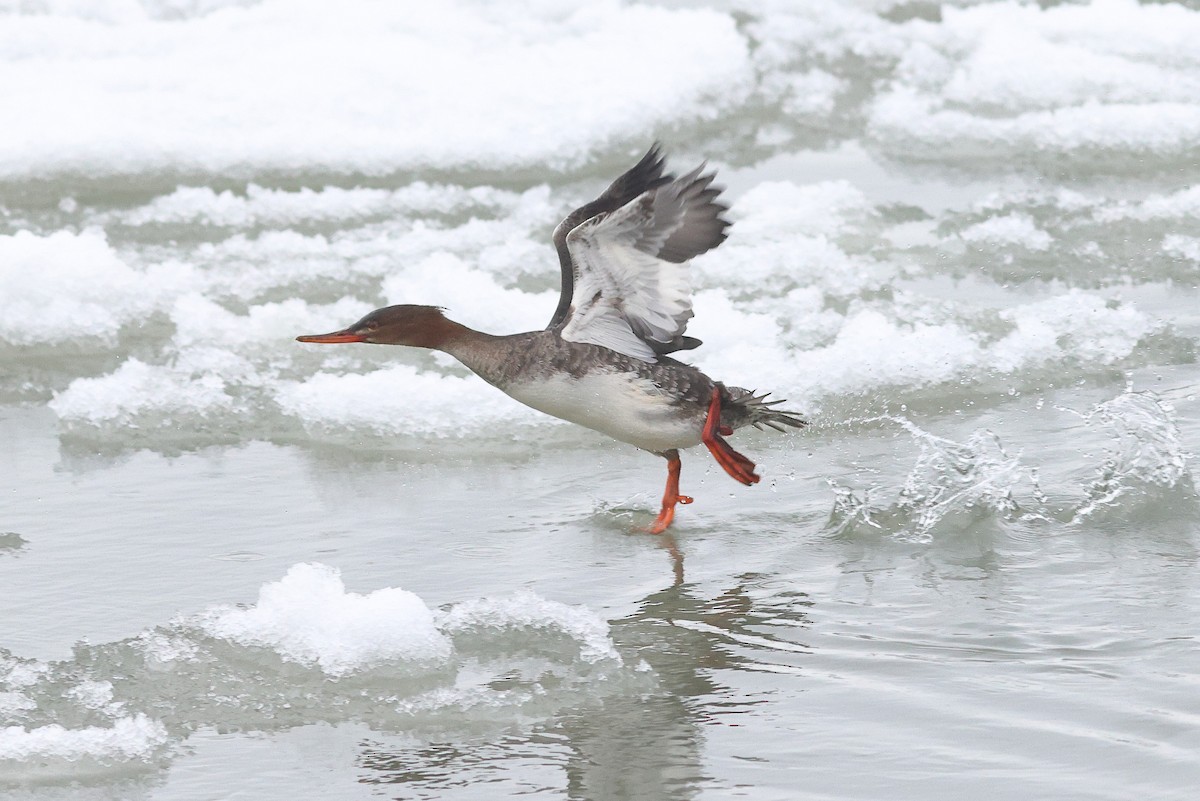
[296,304,456,349]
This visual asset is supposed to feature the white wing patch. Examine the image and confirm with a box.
[559,193,695,362]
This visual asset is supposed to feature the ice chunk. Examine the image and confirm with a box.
[171,295,374,351]
[0,229,189,346]
[997,291,1155,368]
[49,354,247,427]
[759,69,846,117]
[441,590,621,664]
[0,713,168,763]
[1163,235,1200,265]
[199,563,452,677]
[959,214,1052,252]
[49,296,376,430]
[276,363,548,439]
[697,180,898,298]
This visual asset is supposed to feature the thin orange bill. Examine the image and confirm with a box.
[295,330,366,344]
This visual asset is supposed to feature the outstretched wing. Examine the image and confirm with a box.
[547,144,670,330]
[549,146,730,362]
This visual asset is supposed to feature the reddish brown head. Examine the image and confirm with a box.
[296,304,464,350]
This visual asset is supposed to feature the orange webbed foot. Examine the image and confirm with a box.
[646,451,692,534]
[702,387,761,486]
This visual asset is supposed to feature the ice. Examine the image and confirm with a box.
[49,354,248,428]
[997,291,1155,369]
[0,692,35,719]
[741,0,902,71]
[0,713,168,764]
[50,296,368,430]
[1163,235,1200,265]
[440,590,621,665]
[958,214,1052,252]
[934,185,1200,285]
[0,563,630,780]
[64,681,120,714]
[275,363,549,440]
[738,0,1200,167]
[133,186,561,305]
[171,295,369,350]
[190,563,623,682]
[199,563,452,677]
[182,564,625,678]
[871,93,1200,164]
[759,68,847,118]
[0,229,190,346]
[789,310,982,400]
[758,290,1157,408]
[866,0,1200,165]
[379,253,556,335]
[694,180,900,298]
[1093,186,1200,224]
[99,182,555,232]
[0,0,753,179]
[0,658,47,690]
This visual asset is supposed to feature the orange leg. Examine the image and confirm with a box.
[702,387,760,486]
[647,449,693,534]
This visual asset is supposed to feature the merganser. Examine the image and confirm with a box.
[297,145,805,533]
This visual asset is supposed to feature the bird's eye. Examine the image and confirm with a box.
[366,322,380,331]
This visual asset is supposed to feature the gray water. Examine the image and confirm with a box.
[4,1,1200,799]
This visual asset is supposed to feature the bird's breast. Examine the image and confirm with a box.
[502,369,705,453]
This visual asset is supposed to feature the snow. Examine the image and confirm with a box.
[0,0,753,179]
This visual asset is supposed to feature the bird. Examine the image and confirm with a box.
[296,144,806,533]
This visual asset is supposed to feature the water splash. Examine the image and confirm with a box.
[829,392,1195,539]
[827,417,1044,542]
[826,482,884,537]
[1071,392,1194,522]
[896,424,1044,542]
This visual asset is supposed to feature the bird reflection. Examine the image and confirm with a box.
[657,531,686,587]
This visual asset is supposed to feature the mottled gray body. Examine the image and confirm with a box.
[444,330,786,453]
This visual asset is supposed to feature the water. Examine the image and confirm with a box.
[3,0,1200,798]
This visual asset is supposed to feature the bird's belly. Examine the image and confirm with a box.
[503,371,704,453]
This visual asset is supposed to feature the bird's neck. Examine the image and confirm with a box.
[412,314,480,351]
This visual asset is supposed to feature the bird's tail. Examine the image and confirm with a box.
[721,386,808,432]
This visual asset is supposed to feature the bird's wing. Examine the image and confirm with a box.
[547,144,670,331]
[549,147,730,361]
